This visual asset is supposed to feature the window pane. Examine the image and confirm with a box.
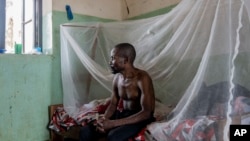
[24,0,34,53]
[0,0,6,49]
[5,0,22,52]
[5,0,35,54]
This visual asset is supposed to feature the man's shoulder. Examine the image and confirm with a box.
[136,69,152,80]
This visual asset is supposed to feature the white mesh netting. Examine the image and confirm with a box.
[60,0,250,140]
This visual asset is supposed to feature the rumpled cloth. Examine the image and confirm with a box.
[48,98,148,141]
[48,98,110,132]
[147,116,217,141]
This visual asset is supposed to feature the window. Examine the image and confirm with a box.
[1,0,42,54]
[0,0,6,50]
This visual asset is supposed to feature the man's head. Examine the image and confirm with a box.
[109,43,136,74]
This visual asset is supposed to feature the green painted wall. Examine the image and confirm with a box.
[0,55,53,141]
[0,5,176,141]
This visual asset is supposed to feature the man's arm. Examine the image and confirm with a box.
[103,75,119,119]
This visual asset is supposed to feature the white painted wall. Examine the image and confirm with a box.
[51,0,181,20]
[122,0,181,19]
[43,0,52,16]
[52,0,123,20]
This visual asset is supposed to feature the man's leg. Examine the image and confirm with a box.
[107,122,147,141]
[79,124,101,141]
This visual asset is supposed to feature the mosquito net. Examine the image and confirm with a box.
[60,0,250,140]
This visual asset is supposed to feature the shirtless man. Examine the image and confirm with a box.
[79,43,155,141]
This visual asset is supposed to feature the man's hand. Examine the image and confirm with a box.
[96,117,114,133]
[95,116,106,133]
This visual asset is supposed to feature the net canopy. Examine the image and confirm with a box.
[60,0,250,140]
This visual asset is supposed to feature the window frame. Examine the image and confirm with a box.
[0,0,42,53]
[34,0,43,51]
[0,0,6,50]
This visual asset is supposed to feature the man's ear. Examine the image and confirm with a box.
[124,57,129,64]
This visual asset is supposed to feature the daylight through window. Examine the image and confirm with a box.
[4,0,42,54]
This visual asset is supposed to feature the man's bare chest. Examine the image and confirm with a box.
[117,79,140,100]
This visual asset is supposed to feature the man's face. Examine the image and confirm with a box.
[109,48,125,74]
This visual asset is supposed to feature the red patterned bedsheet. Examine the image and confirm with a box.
[48,98,147,141]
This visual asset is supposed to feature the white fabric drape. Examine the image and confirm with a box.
[60,0,250,140]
